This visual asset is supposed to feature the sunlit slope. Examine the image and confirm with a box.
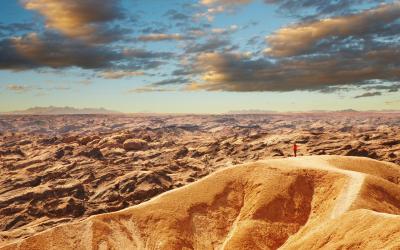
[2,156,400,250]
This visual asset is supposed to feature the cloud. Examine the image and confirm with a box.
[0,22,35,36]
[186,27,207,37]
[363,83,400,93]
[128,86,175,93]
[21,0,124,43]
[185,38,231,53]
[138,33,187,42]
[211,25,238,35]
[98,70,144,79]
[123,49,173,59]
[185,48,400,92]
[6,84,31,93]
[200,0,252,6]
[354,91,382,98]
[265,3,400,57]
[151,77,189,86]
[164,9,190,21]
[0,32,121,70]
[129,77,190,93]
[196,1,245,21]
[265,0,383,17]
[200,0,383,17]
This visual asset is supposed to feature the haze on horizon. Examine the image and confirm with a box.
[0,0,399,113]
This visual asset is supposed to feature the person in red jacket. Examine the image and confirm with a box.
[293,142,298,157]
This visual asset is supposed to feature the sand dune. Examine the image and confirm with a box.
[1,156,399,250]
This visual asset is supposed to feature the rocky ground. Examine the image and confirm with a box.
[0,112,399,246]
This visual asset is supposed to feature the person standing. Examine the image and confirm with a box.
[293,142,298,157]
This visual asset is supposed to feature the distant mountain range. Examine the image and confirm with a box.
[228,109,399,114]
[2,106,121,115]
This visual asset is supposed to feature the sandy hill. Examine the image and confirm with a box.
[1,156,400,250]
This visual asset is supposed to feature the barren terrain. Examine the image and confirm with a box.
[0,112,399,247]
[2,156,400,249]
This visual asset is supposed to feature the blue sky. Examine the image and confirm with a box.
[0,0,399,113]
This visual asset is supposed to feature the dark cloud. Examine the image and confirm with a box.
[140,26,168,34]
[123,49,174,59]
[172,68,201,76]
[185,38,231,53]
[186,47,400,92]
[0,22,35,35]
[132,76,193,93]
[164,9,190,21]
[363,83,400,93]
[151,77,189,86]
[354,91,382,98]
[0,32,121,70]
[0,30,178,72]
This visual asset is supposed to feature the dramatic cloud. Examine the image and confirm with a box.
[21,0,124,42]
[0,32,120,70]
[186,48,400,92]
[0,0,397,98]
[265,2,400,57]
[354,91,382,98]
[138,33,187,42]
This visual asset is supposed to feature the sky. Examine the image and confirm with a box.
[0,0,399,113]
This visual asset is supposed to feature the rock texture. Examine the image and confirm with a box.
[1,156,399,249]
[0,112,399,247]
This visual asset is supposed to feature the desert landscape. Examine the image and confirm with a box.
[0,111,399,249]
[2,0,400,249]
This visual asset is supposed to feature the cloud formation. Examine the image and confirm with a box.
[98,70,144,79]
[21,0,124,42]
[0,0,396,98]
[123,49,173,59]
[185,38,231,53]
[186,48,400,92]
[0,32,120,70]
[266,0,383,17]
[265,2,400,57]
[138,33,186,42]
[354,91,382,98]
[151,78,189,86]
